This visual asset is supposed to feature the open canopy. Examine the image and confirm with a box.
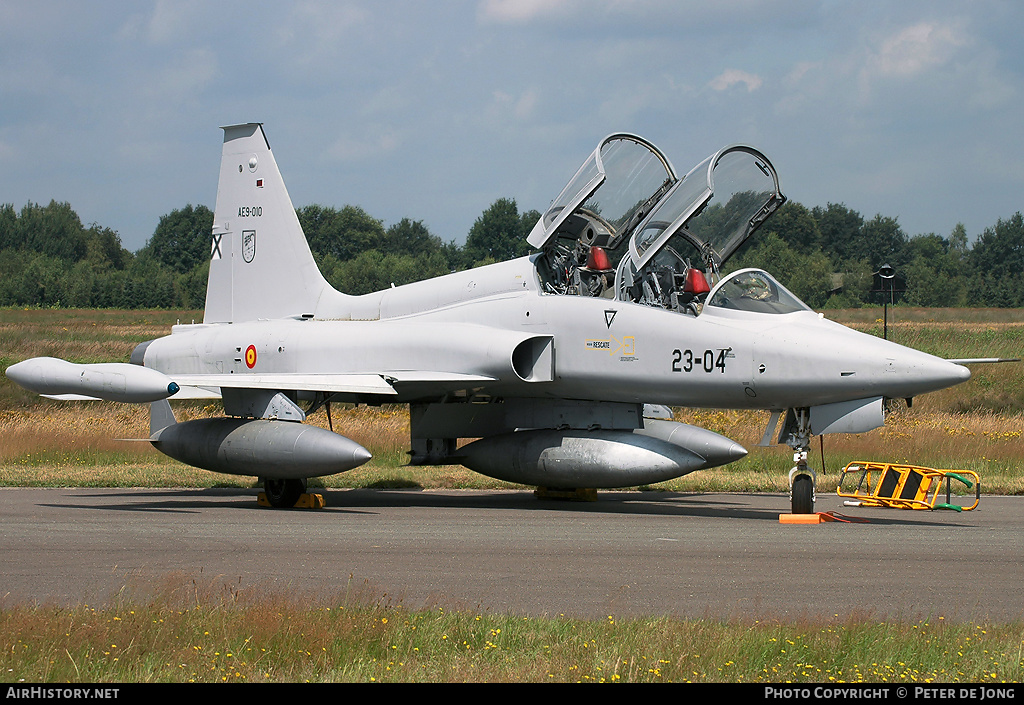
[527,134,677,251]
[626,145,784,273]
[529,136,785,313]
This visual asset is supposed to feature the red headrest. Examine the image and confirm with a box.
[586,246,613,271]
[683,268,710,295]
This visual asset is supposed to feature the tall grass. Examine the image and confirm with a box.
[2,579,1021,682]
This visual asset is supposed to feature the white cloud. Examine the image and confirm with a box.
[492,88,540,121]
[149,48,219,101]
[477,0,576,24]
[708,69,763,92]
[275,2,370,64]
[784,61,820,87]
[871,21,965,78]
[327,131,402,162]
[118,0,209,45]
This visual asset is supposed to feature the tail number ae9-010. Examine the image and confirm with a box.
[672,348,728,374]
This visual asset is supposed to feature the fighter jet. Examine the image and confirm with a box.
[5,124,973,513]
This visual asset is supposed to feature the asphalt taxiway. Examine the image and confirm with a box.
[1,488,1021,622]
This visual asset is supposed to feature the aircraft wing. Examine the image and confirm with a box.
[170,373,400,396]
[168,371,499,396]
[41,386,222,401]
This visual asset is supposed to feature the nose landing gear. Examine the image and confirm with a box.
[780,408,817,515]
[789,453,816,515]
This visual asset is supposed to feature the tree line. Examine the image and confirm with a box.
[0,198,1021,309]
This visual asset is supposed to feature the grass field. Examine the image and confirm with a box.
[1,306,1022,683]
[4,592,1022,682]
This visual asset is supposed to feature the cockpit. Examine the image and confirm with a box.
[704,268,811,315]
[529,135,786,316]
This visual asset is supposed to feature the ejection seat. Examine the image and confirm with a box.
[578,246,616,298]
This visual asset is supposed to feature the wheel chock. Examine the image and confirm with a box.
[779,512,840,525]
[295,493,325,509]
[535,487,597,501]
[780,513,823,524]
[257,492,325,509]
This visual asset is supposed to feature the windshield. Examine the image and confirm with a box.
[705,269,811,315]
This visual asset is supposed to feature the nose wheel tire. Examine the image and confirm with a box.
[791,473,814,514]
[264,478,306,508]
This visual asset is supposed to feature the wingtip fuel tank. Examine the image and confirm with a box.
[5,357,180,403]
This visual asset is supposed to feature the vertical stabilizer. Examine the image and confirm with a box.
[204,123,335,323]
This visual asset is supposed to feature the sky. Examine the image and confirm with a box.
[1,0,1022,252]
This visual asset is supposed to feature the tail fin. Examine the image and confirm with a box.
[204,123,337,323]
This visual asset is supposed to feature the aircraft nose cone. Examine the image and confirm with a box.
[848,333,974,398]
[950,362,971,384]
[916,357,971,394]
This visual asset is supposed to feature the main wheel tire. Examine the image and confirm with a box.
[264,478,305,508]
[792,474,814,514]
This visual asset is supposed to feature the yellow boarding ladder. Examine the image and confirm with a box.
[837,461,980,511]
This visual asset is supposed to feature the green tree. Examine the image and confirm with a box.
[16,201,88,261]
[858,214,907,271]
[324,249,452,295]
[84,225,130,271]
[298,204,385,261]
[767,201,821,251]
[175,260,211,310]
[139,204,214,274]
[731,231,833,307]
[903,254,967,307]
[812,202,864,265]
[464,198,533,266]
[0,204,16,250]
[384,218,443,257]
[971,213,1024,306]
